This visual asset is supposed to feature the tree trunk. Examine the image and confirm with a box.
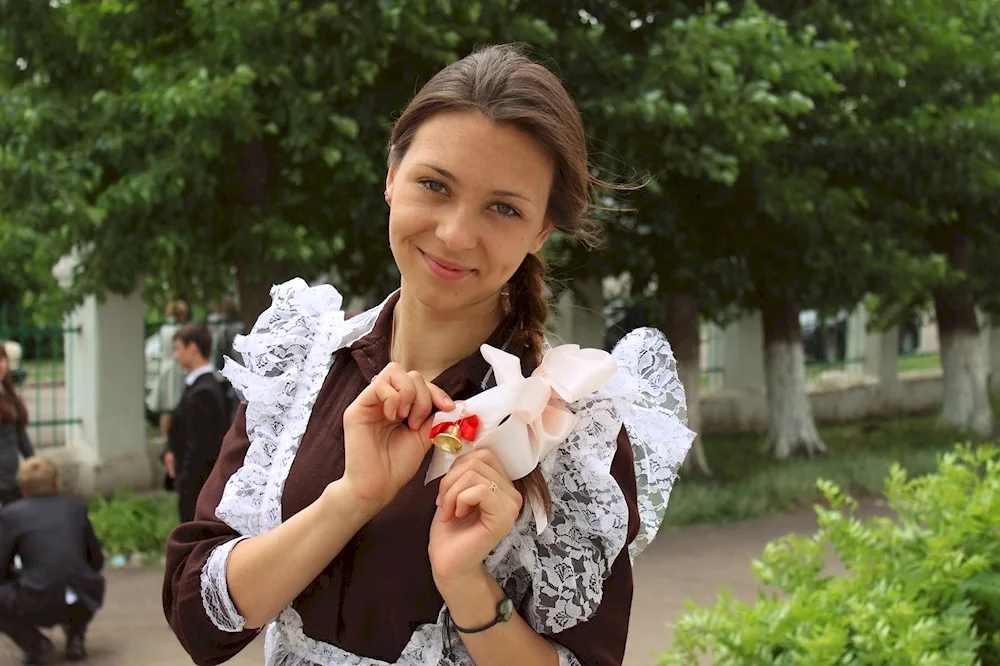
[663,293,711,476]
[234,256,276,333]
[232,138,283,333]
[934,233,994,435]
[760,295,826,459]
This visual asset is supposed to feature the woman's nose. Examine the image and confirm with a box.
[434,206,479,251]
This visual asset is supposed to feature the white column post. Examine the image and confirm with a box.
[552,278,605,349]
[721,313,766,392]
[845,305,867,376]
[52,255,152,496]
[989,326,1000,394]
[704,323,725,391]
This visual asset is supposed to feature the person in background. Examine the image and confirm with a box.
[0,343,33,506]
[208,295,244,371]
[0,457,105,663]
[208,296,244,424]
[162,323,231,524]
[146,299,190,438]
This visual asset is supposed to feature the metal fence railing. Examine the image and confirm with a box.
[0,303,82,448]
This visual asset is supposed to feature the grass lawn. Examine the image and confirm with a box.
[664,394,999,527]
[898,351,941,373]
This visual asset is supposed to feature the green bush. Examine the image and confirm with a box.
[661,443,1000,665]
[88,492,178,557]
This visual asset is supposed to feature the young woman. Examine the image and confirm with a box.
[0,343,34,505]
[163,44,694,666]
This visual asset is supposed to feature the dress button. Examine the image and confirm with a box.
[317,574,332,588]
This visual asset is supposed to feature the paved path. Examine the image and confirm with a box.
[1,502,891,665]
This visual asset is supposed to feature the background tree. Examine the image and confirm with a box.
[573,1,878,460]
[774,0,1000,436]
[0,1,516,328]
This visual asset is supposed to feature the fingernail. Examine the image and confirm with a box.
[402,405,410,418]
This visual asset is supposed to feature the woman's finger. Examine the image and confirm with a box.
[437,450,511,502]
[453,482,515,525]
[437,454,518,516]
[379,363,417,420]
[462,449,508,481]
[427,382,455,412]
[406,371,433,430]
[438,469,490,521]
[368,376,399,422]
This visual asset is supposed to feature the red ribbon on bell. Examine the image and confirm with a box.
[429,415,480,454]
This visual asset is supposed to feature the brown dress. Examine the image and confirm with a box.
[163,286,642,666]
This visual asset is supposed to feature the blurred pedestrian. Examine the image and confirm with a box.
[0,343,32,506]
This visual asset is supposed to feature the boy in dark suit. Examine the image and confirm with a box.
[162,323,231,524]
[0,457,105,663]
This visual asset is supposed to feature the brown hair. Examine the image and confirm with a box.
[166,299,190,322]
[389,44,604,519]
[0,344,27,424]
[17,456,59,496]
[174,323,213,360]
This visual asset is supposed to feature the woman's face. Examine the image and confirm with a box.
[386,110,554,314]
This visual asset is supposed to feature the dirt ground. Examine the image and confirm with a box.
[1,501,890,665]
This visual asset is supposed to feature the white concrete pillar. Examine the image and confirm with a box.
[552,279,605,349]
[864,326,900,389]
[989,326,1000,394]
[52,255,152,495]
[703,323,725,391]
[845,305,867,375]
[722,313,766,391]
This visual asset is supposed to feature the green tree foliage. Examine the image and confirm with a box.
[0,0,524,326]
[0,216,59,312]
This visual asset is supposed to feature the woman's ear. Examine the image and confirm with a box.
[385,165,398,204]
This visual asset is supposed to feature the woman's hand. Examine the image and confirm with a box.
[341,362,454,512]
[429,449,523,587]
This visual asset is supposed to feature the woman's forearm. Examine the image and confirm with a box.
[438,567,560,666]
[225,479,376,629]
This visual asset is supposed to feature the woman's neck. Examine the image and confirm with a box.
[391,287,504,380]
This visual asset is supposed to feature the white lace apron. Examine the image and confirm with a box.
[199,278,695,665]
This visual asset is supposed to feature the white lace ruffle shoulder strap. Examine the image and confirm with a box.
[607,326,696,561]
[217,278,384,536]
[483,326,696,636]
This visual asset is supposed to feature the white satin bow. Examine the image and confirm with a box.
[425,342,617,533]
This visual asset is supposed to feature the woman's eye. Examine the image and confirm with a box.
[493,203,521,218]
[420,179,446,194]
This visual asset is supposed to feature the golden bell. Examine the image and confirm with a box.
[432,425,464,455]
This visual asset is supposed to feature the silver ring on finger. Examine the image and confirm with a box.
[488,481,499,495]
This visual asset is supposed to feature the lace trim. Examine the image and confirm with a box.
[610,328,695,560]
[200,536,251,633]
[263,605,585,665]
[556,643,583,666]
[205,279,692,663]
[483,327,695,634]
[215,279,386,536]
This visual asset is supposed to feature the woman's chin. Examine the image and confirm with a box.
[402,277,503,314]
